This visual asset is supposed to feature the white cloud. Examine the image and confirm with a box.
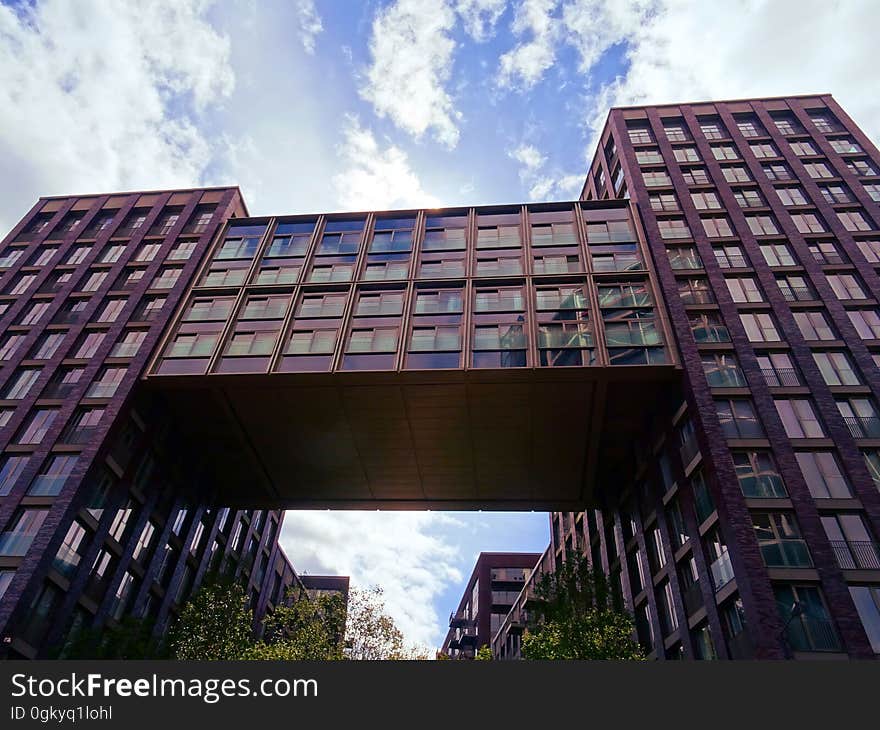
[332,116,442,211]
[508,141,581,200]
[559,1,880,161]
[498,0,560,89]
[360,0,461,148]
[295,0,323,54]
[562,0,656,71]
[280,511,464,649]
[456,0,508,41]
[0,0,234,233]
[508,143,547,171]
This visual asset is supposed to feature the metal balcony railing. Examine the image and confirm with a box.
[781,285,814,302]
[828,540,880,570]
[716,255,749,268]
[785,615,841,653]
[843,416,880,439]
[812,252,845,264]
[761,368,800,387]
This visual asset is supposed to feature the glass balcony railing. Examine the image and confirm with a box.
[679,437,700,467]
[52,545,81,579]
[682,581,703,616]
[738,474,787,498]
[828,540,880,570]
[759,538,812,568]
[726,630,753,659]
[709,550,735,591]
[27,475,68,497]
[0,531,38,556]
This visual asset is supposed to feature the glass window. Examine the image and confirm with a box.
[224,330,277,357]
[733,451,786,498]
[775,399,825,438]
[715,398,763,438]
[15,409,58,444]
[702,353,746,387]
[0,455,30,497]
[847,309,880,340]
[286,329,338,354]
[849,587,880,653]
[813,351,860,386]
[414,290,462,314]
[793,311,835,341]
[355,292,404,316]
[346,327,399,353]
[752,512,811,567]
[726,277,763,303]
[475,288,524,312]
[740,312,779,342]
[297,294,346,318]
[409,326,460,352]
[690,312,730,343]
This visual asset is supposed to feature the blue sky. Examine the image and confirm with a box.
[1,0,879,649]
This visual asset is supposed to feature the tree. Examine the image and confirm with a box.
[521,553,644,660]
[243,588,347,660]
[345,586,428,660]
[474,645,493,660]
[169,576,254,660]
[55,617,168,659]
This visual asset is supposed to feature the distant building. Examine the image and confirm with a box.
[441,552,541,658]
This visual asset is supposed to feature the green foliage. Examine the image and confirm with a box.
[61,572,425,661]
[242,588,347,660]
[169,577,254,660]
[55,617,168,659]
[474,645,493,661]
[521,553,644,661]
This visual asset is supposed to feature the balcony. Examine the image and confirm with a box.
[842,416,880,439]
[829,540,880,570]
[0,531,37,556]
[682,581,703,616]
[780,286,815,302]
[759,539,812,568]
[716,255,749,269]
[52,545,81,579]
[739,474,787,498]
[449,612,473,629]
[61,427,100,446]
[785,615,841,653]
[761,368,800,387]
[726,630,753,659]
[709,550,734,591]
[679,437,700,467]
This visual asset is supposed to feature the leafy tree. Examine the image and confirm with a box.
[345,586,428,660]
[521,553,644,660]
[474,645,493,660]
[243,588,347,660]
[55,617,168,659]
[170,576,254,660]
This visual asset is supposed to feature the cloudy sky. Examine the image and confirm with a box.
[2,0,879,649]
